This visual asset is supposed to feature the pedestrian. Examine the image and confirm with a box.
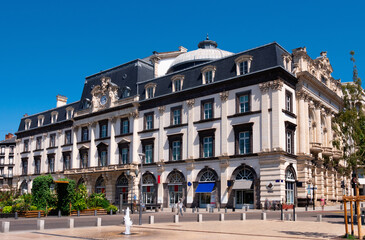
[321,196,325,211]
[177,199,183,216]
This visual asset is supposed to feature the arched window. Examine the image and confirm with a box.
[200,169,217,182]
[142,173,156,204]
[167,171,185,206]
[95,176,105,194]
[116,174,129,204]
[285,167,296,204]
[20,180,28,194]
[77,178,85,187]
[168,171,184,183]
[236,168,254,180]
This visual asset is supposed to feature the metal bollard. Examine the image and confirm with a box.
[174,215,179,223]
[1,221,10,233]
[94,210,97,216]
[77,210,80,217]
[68,218,74,228]
[197,208,199,213]
[197,214,203,222]
[218,207,220,212]
[219,213,224,221]
[110,209,113,215]
[149,215,154,224]
[294,214,297,221]
[225,208,227,213]
[192,208,195,213]
[305,205,308,211]
[245,206,248,211]
[317,214,322,222]
[58,210,61,218]
[241,213,246,220]
[37,219,44,230]
[206,206,209,212]
[261,212,266,220]
[184,207,186,212]
[15,212,18,219]
[96,217,102,227]
[38,211,41,218]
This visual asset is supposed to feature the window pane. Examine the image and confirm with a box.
[145,145,153,163]
[172,141,181,160]
[239,95,249,113]
[173,109,181,125]
[203,136,213,157]
[239,131,251,154]
[121,148,129,164]
[204,102,212,119]
[122,120,129,134]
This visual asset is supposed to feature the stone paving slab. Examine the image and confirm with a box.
[0,220,350,240]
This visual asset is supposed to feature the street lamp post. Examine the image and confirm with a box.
[138,153,145,225]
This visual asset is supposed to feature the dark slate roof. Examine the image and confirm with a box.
[76,59,153,111]
[0,137,16,145]
[138,42,290,99]
[17,101,80,133]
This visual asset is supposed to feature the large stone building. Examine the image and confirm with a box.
[13,38,347,208]
[0,133,15,191]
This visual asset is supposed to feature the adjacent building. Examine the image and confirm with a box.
[0,133,15,191]
[13,38,347,208]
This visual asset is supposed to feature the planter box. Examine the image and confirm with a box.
[71,209,107,216]
[18,210,45,218]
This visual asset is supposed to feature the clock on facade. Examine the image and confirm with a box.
[100,95,108,105]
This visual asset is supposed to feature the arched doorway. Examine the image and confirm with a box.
[95,176,106,194]
[195,168,219,208]
[231,166,257,209]
[166,170,185,207]
[115,174,129,205]
[77,177,85,187]
[20,180,28,194]
[285,166,296,204]
[142,172,156,204]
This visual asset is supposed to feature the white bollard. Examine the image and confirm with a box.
[68,218,74,228]
[317,214,322,222]
[241,213,246,220]
[174,215,179,223]
[1,222,10,233]
[96,217,102,227]
[261,212,266,220]
[287,213,292,221]
[219,213,224,221]
[37,219,44,231]
[197,214,203,222]
[294,214,298,221]
[149,215,154,224]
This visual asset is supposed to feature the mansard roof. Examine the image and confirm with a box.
[0,136,16,145]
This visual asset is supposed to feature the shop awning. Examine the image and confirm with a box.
[359,178,365,185]
[232,180,253,190]
[195,183,215,193]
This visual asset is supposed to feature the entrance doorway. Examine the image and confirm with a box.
[169,185,183,207]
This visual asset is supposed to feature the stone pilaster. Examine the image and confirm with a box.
[259,85,270,152]
[90,123,97,167]
[71,126,79,169]
[186,99,195,159]
[109,117,117,165]
[271,80,284,151]
[56,130,62,171]
[130,110,140,164]
[158,106,165,161]
[220,91,229,156]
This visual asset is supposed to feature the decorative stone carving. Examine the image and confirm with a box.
[259,80,283,92]
[158,106,166,114]
[259,82,270,93]
[219,91,229,102]
[129,110,139,119]
[91,76,119,112]
[186,99,195,108]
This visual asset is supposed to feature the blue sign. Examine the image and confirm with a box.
[187,182,192,186]
[133,194,137,200]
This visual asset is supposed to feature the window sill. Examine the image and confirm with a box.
[46,146,58,150]
[282,109,297,118]
[33,149,43,152]
[164,123,188,130]
[227,110,261,119]
[193,118,221,124]
[138,128,159,134]
[21,151,30,154]
[78,140,91,144]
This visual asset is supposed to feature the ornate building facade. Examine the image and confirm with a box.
[14,38,347,208]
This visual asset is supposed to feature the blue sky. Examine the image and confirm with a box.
[0,0,364,138]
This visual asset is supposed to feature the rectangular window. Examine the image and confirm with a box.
[171,107,182,125]
[121,119,129,134]
[9,156,13,165]
[24,140,29,152]
[236,92,250,113]
[198,129,215,158]
[172,141,181,160]
[144,113,154,130]
[22,159,28,175]
[286,130,294,154]
[174,79,181,92]
[146,87,154,99]
[80,152,88,169]
[82,127,89,141]
[63,154,71,170]
[239,61,248,75]
[8,167,12,178]
[0,168,3,177]
[239,131,251,154]
[0,157,4,165]
[65,130,72,145]
[36,137,42,150]
[48,156,55,173]
[0,146,5,155]
[67,110,72,119]
[99,150,107,167]
[201,99,214,120]
[9,146,14,154]
[52,114,57,123]
[35,158,41,174]
[145,145,153,164]
[121,147,129,164]
[49,134,56,147]
[100,121,108,138]
[205,71,213,83]
[203,137,213,158]
[285,91,293,112]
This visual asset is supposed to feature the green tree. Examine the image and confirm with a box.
[73,184,88,211]
[55,178,76,215]
[31,175,54,209]
[332,51,365,176]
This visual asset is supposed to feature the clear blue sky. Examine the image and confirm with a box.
[0,0,364,138]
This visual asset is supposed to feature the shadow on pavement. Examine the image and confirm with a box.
[280,231,340,239]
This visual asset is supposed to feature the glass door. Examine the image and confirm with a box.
[199,193,211,208]
[235,190,254,209]
[168,185,183,207]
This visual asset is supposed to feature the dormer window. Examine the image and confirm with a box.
[66,107,74,120]
[145,83,156,99]
[51,111,58,123]
[282,54,292,71]
[122,87,131,98]
[201,65,216,84]
[171,75,184,92]
[37,115,44,127]
[25,119,31,130]
[235,55,253,75]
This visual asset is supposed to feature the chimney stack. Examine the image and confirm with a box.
[5,133,14,140]
[56,95,67,107]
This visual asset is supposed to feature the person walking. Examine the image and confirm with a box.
[177,199,184,216]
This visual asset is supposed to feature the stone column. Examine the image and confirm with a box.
[297,92,307,154]
[109,117,117,165]
[219,158,229,207]
[130,111,140,164]
[259,85,270,152]
[186,99,195,159]
[158,106,165,161]
[71,126,79,169]
[303,99,310,153]
[90,123,97,167]
[314,102,322,145]
[271,80,284,151]
[185,161,194,207]
[326,109,333,147]
[220,92,229,156]
[56,130,62,172]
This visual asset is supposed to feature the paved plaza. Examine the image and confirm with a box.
[0,219,348,240]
